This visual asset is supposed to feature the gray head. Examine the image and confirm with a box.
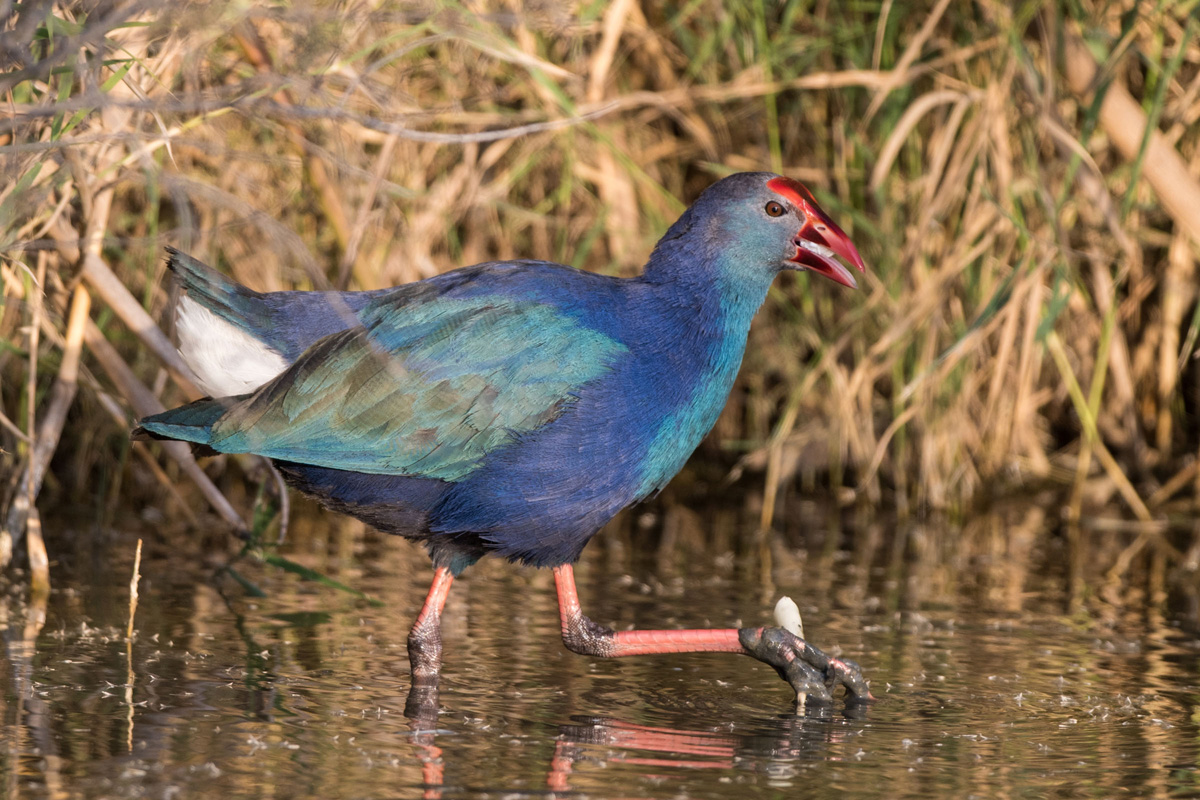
[647,171,865,290]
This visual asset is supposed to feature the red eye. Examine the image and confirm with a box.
[765,201,785,217]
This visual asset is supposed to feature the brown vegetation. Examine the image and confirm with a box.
[1,1,1198,600]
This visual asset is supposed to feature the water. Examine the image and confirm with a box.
[4,495,1199,799]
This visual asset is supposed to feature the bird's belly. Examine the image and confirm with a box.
[429,398,655,565]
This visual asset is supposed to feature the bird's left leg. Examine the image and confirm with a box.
[408,566,455,684]
[552,564,871,704]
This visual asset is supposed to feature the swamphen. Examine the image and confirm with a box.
[138,172,871,703]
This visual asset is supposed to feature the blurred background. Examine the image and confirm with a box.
[1,2,1199,797]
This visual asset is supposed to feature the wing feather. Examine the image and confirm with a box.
[205,295,626,481]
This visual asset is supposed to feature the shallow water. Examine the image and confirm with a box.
[4,495,1199,799]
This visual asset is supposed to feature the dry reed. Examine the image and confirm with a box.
[1,0,1197,605]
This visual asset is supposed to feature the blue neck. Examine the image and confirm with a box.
[633,248,776,497]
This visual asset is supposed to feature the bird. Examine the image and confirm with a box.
[137,172,871,704]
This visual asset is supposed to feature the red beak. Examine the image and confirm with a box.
[766,177,866,289]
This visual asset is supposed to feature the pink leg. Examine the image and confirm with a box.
[552,564,872,703]
[553,564,744,656]
[408,567,455,682]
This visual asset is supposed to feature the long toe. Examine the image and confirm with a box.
[739,626,872,705]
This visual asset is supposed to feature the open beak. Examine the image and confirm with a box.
[767,177,866,289]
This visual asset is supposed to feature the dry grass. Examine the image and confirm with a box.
[1,0,1198,599]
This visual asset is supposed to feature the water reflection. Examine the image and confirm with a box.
[548,711,869,795]
[3,581,48,800]
[2,496,1199,799]
[402,678,870,798]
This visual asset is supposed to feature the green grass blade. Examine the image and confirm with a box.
[260,552,385,606]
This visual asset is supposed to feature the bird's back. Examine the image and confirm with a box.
[168,249,391,396]
[169,250,589,396]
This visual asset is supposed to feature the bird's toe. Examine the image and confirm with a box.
[739,626,871,705]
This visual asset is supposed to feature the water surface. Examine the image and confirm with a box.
[5,496,1199,799]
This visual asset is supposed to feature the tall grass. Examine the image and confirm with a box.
[1,0,1198,596]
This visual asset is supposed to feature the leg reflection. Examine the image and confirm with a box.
[404,680,444,799]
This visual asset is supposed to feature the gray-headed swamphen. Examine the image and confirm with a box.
[137,172,872,703]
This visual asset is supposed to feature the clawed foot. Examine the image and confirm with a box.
[739,626,873,705]
[408,622,443,686]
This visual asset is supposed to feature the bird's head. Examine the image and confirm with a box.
[762,175,866,289]
[654,172,866,291]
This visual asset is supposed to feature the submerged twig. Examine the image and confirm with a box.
[271,463,291,546]
[25,508,49,597]
[126,538,142,752]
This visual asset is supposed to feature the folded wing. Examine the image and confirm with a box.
[181,294,627,481]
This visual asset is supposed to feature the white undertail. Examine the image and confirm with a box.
[175,294,288,397]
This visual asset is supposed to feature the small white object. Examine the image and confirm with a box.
[797,238,838,262]
[176,294,289,397]
[773,596,804,640]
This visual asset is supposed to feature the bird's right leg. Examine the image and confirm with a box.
[553,564,871,704]
[408,566,455,684]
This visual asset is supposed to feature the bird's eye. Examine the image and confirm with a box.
[765,201,785,217]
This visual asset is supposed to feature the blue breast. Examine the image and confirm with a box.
[428,265,770,566]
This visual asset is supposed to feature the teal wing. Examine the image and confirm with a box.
[205,295,627,481]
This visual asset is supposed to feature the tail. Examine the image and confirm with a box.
[136,398,229,443]
[167,248,270,329]
[134,396,235,451]
[166,248,290,397]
